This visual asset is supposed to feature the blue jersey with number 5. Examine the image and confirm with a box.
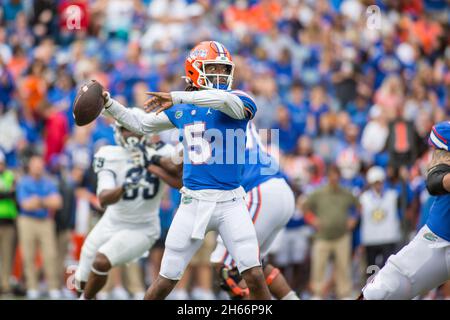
[164,92,256,190]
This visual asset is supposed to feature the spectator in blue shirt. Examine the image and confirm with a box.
[47,71,77,131]
[285,81,309,136]
[274,105,300,154]
[369,36,404,89]
[16,154,62,299]
[308,85,330,132]
[2,0,24,23]
[0,56,15,109]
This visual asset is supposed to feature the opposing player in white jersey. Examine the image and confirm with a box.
[210,122,299,300]
[74,108,174,300]
[100,41,271,299]
[360,122,450,299]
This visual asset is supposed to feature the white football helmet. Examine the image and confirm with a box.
[113,108,148,150]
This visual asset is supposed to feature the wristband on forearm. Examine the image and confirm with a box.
[103,92,113,109]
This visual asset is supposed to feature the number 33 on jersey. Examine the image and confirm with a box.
[93,143,174,224]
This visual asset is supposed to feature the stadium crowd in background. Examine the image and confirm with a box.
[0,0,449,299]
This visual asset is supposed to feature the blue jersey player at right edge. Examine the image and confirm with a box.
[100,41,271,300]
[361,121,450,300]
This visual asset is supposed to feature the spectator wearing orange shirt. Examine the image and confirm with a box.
[7,45,29,80]
[411,14,443,55]
[249,0,282,33]
[18,59,48,120]
[223,0,253,35]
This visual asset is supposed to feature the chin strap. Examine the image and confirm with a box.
[216,83,230,90]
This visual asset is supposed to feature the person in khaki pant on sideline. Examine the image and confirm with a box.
[0,151,17,296]
[16,154,62,299]
[303,165,359,299]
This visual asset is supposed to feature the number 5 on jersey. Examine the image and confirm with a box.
[184,123,211,164]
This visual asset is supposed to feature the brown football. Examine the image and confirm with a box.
[73,80,105,126]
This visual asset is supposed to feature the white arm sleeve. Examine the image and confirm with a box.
[96,170,117,196]
[170,90,246,120]
[104,99,175,134]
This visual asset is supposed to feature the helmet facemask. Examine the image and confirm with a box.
[194,60,234,90]
[113,124,146,150]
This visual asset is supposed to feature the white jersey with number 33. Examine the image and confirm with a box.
[93,143,174,224]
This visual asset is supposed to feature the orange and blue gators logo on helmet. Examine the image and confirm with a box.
[429,121,450,151]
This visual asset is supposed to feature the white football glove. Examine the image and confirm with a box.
[129,148,145,168]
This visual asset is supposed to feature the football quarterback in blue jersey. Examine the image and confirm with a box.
[147,122,300,300]
[361,121,450,299]
[101,41,271,300]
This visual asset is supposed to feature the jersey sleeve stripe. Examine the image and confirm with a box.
[244,107,254,119]
[234,94,257,115]
[241,97,256,114]
[230,90,257,119]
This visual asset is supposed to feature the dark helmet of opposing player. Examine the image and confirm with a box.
[113,108,148,149]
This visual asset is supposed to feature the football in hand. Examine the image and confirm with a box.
[73,80,105,126]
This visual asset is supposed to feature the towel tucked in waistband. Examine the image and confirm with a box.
[191,199,217,240]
